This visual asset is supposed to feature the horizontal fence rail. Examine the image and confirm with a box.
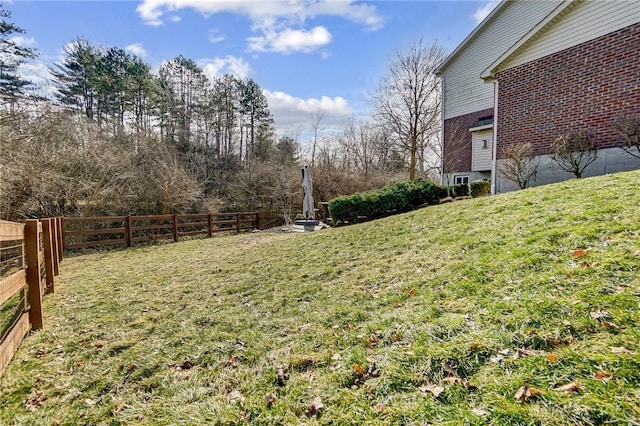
[0,218,62,378]
[63,211,284,251]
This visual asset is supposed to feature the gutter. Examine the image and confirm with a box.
[491,80,499,195]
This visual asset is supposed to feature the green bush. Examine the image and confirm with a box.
[329,179,445,225]
[470,180,490,197]
[452,183,470,197]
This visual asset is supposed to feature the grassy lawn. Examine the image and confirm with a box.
[1,171,639,425]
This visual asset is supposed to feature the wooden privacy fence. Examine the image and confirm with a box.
[0,218,63,378]
[63,210,283,251]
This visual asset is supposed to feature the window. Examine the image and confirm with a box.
[454,175,469,185]
[482,139,488,149]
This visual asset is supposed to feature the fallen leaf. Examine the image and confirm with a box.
[409,288,417,297]
[367,361,381,378]
[441,362,458,377]
[514,385,543,402]
[331,353,342,361]
[590,309,610,320]
[128,364,137,371]
[442,377,464,385]
[601,321,617,329]
[374,403,387,412]
[299,323,312,332]
[555,381,580,393]
[419,383,444,398]
[571,249,588,258]
[35,348,47,358]
[228,390,244,405]
[181,358,194,370]
[594,371,612,380]
[24,390,47,411]
[353,363,366,377]
[498,348,510,355]
[562,320,572,327]
[471,408,488,417]
[610,346,631,354]
[305,396,323,417]
[276,366,289,386]
[489,354,504,363]
[264,393,276,406]
[547,353,560,363]
[85,398,96,406]
[94,343,104,349]
[393,302,403,308]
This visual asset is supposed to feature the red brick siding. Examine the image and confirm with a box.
[443,108,493,173]
[496,22,640,159]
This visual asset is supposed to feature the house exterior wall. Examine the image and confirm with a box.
[442,107,493,182]
[499,0,640,72]
[472,129,493,171]
[495,21,640,160]
[441,1,560,120]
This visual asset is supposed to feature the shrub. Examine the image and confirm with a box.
[551,130,598,178]
[452,183,470,197]
[470,180,490,197]
[329,179,444,225]
[499,141,540,189]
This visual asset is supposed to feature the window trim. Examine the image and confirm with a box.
[454,175,469,185]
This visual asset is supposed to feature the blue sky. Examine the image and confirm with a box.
[7,0,499,138]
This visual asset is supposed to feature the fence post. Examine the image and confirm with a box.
[126,215,133,247]
[236,213,241,233]
[25,220,44,330]
[41,219,55,294]
[208,214,213,237]
[255,212,260,230]
[173,214,179,242]
[51,218,60,276]
[57,217,64,260]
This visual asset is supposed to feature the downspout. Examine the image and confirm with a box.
[439,74,446,186]
[491,79,499,195]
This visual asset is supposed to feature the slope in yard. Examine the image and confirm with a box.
[1,171,639,425]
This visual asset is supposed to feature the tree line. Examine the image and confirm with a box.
[1,5,447,222]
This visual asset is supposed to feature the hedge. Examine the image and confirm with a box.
[329,179,446,225]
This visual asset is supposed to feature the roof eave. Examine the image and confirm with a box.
[480,0,575,79]
[435,0,511,76]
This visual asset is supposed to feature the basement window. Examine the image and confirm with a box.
[454,175,469,185]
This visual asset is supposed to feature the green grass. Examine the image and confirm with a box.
[1,171,639,425]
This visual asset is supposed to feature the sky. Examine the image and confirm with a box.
[6,0,499,140]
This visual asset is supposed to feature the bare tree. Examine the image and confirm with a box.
[309,110,324,168]
[373,40,447,180]
[499,141,539,189]
[551,130,598,178]
[611,114,640,159]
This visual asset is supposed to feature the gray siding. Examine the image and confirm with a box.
[442,1,561,120]
[501,1,640,70]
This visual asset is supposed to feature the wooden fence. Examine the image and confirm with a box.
[0,218,63,378]
[62,210,283,251]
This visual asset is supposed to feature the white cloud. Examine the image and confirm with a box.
[199,55,252,80]
[264,89,352,135]
[136,0,383,53]
[9,36,37,48]
[248,26,331,53]
[125,43,148,58]
[168,15,182,23]
[208,28,225,44]
[472,0,501,25]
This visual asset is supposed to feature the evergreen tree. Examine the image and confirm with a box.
[0,5,37,108]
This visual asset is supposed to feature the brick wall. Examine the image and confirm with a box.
[495,22,640,159]
[443,108,493,173]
